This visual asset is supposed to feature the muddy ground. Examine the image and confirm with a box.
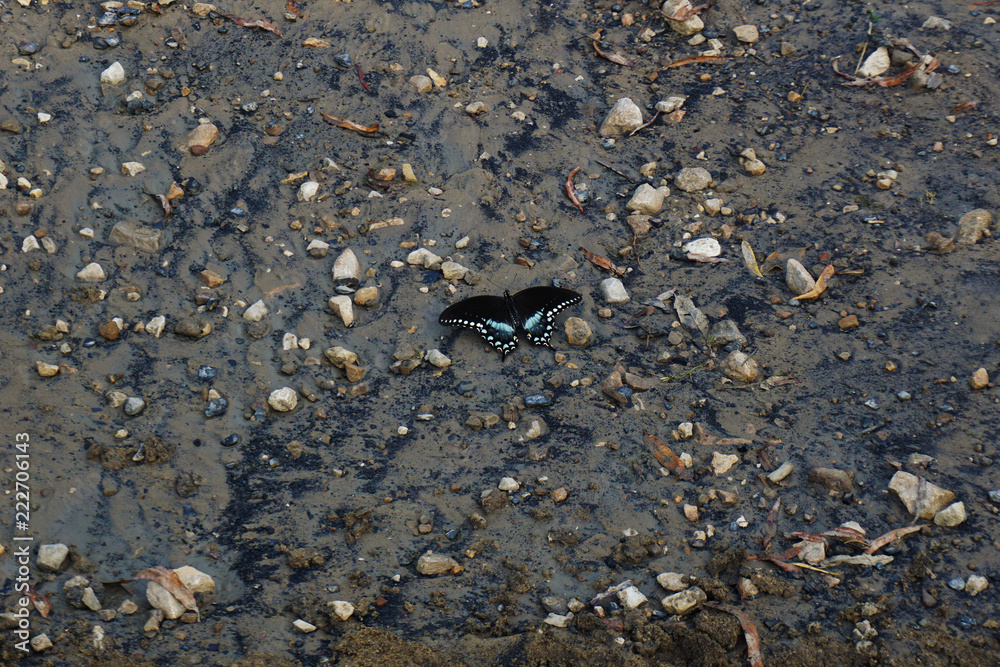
[1,0,999,665]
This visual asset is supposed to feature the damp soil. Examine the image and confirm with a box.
[1,0,999,665]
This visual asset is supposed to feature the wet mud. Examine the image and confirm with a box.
[1,0,999,665]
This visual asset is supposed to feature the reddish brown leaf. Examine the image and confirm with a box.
[645,433,685,472]
[790,264,834,301]
[580,247,625,276]
[703,603,764,667]
[761,497,781,551]
[565,167,585,212]
[286,0,303,18]
[592,40,635,67]
[27,585,51,619]
[663,55,732,69]
[134,566,199,615]
[760,246,809,273]
[865,524,923,555]
[222,15,283,37]
[321,113,380,134]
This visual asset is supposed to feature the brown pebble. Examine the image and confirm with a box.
[98,321,121,341]
[15,200,32,216]
[190,145,207,156]
[33,228,48,238]
[838,314,859,330]
[775,310,792,319]
[265,124,284,136]
[552,488,568,502]
[1,119,22,133]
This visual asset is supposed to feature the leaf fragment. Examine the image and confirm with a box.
[321,113,380,134]
[134,566,199,616]
[222,15,283,37]
[790,264,834,301]
[702,603,764,667]
[865,524,923,555]
[674,294,709,336]
[302,37,331,48]
[580,247,626,276]
[741,240,764,277]
[592,40,635,67]
[646,433,685,473]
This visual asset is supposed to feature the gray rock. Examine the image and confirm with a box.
[109,221,163,252]
[733,24,759,43]
[416,551,459,575]
[956,209,992,245]
[332,249,362,286]
[243,299,268,322]
[543,612,574,627]
[599,277,630,304]
[82,587,102,611]
[656,572,691,591]
[441,261,469,280]
[674,167,712,192]
[720,350,759,383]
[889,471,955,519]
[37,543,69,572]
[425,349,452,368]
[307,239,330,258]
[808,467,854,493]
[661,586,706,615]
[30,633,53,652]
[406,247,442,268]
[410,75,433,93]
[328,295,355,327]
[101,61,125,85]
[146,581,186,620]
[268,387,298,412]
[329,600,355,620]
[123,397,146,416]
[618,586,648,609]
[76,262,106,282]
[174,317,210,338]
[626,184,670,214]
[682,237,721,257]
[599,98,643,136]
[708,320,746,346]
[785,259,816,295]
[933,501,966,527]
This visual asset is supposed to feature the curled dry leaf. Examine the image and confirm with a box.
[664,55,732,69]
[702,603,764,667]
[924,232,954,254]
[674,294,709,336]
[760,246,809,273]
[134,566,199,616]
[286,0,303,18]
[646,433,686,474]
[222,15,283,37]
[302,37,331,48]
[790,264,834,301]
[565,167,585,212]
[592,40,635,67]
[741,240,764,278]
[866,524,924,555]
[321,113,380,134]
[580,247,626,276]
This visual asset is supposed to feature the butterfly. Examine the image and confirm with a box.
[439,286,582,359]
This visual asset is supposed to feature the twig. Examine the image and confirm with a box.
[595,159,634,183]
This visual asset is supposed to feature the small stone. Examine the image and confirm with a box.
[14,200,32,215]
[965,574,988,596]
[933,501,966,527]
[325,347,358,367]
[406,247,442,268]
[243,300,268,322]
[720,350,759,383]
[426,349,451,368]
[767,461,794,483]
[858,47,891,78]
[37,543,69,572]
[441,261,469,280]
[109,221,163,252]
[328,295,355,327]
[744,159,766,176]
[708,320,745,346]
[711,452,739,475]
[123,397,146,416]
[82,587,102,611]
[669,15,704,36]
[617,586,647,609]
[354,286,378,307]
[332,249,362,286]
[146,581,186,620]
[465,101,487,116]
[599,97,643,136]
[808,467,854,493]
[173,566,215,593]
[733,25,759,43]
[683,504,699,522]
[401,163,417,182]
[307,239,330,258]
[416,551,459,575]
[30,634,53,652]
[838,314,859,330]
[174,317,210,338]
[498,477,520,492]
[682,237,721,257]
[889,471,955,519]
[410,75,433,93]
[599,277,630,304]
[543,612,574,628]
[186,123,219,153]
[101,61,126,85]
[200,270,225,287]
[956,209,992,245]
[656,572,690,591]
[969,367,989,390]
[626,214,652,235]
[76,262,106,282]
[22,236,40,252]
[329,600,355,620]
[118,600,139,615]
[921,16,952,31]
[655,96,687,113]
[674,167,712,192]
[297,181,319,202]
[36,361,60,377]
[626,183,670,215]
[552,488,568,502]
[564,317,593,346]
[143,612,162,633]
[785,259,816,296]
[293,619,317,633]
[426,69,447,87]
[268,387,298,412]
[120,161,145,177]
[661,587,706,615]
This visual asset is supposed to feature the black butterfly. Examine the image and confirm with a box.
[439,286,582,359]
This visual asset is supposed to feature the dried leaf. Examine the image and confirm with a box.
[865,524,924,555]
[27,586,51,619]
[686,252,728,264]
[924,232,955,254]
[565,167,585,212]
[702,603,764,667]
[674,294,709,336]
[286,0,303,18]
[302,37,331,48]
[592,40,635,67]
[788,526,869,549]
[646,433,685,472]
[663,55,732,69]
[761,497,781,551]
[742,240,764,278]
[760,247,809,273]
[321,113,380,134]
[667,109,686,123]
[166,182,185,201]
[222,15,283,37]
[790,264,834,301]
[663,0,713,21]
[155,194,172,217]
[580,247,625,276]
[134,566,199,616]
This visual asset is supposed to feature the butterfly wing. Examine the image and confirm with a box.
[439,295,519,357]
[510,286,582,347]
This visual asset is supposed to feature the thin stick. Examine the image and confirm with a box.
[854,22,873,76]
[595,159,634,183]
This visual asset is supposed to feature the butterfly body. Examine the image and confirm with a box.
[439,286,582,359]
